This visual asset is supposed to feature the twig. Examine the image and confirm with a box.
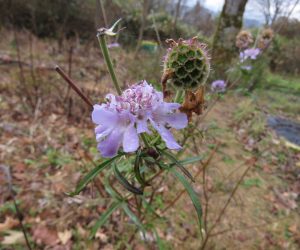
[55,65,93,110]
[99,0,108,27]
[202,142,220,231]
[0,165,32,250]
[161,143,220,214]
[150,10,163,49]
[13,29,35,110]
[200,157,257,250]
[209,218,287,237]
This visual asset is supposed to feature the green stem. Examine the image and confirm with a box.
[97,34,122,95]
[174,90,184,103]
[140,133,150,149]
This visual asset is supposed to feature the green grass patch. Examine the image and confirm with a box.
[242,178,263,189]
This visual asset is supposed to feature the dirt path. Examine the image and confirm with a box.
[165,95,300,249]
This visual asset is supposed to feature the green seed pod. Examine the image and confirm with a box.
[162,37,210,91]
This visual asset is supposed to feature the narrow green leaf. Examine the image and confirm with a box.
[170,168,203,233]
[69,154,122,196]
[179,155,203,165]
[134,150,149,186]
[104,174,122,200]
[113,164,143,195]
[153,228,166,250]
[122,204,145,233]
[142,197,162,219]
[90,201,123,238]
[161,150,195,182]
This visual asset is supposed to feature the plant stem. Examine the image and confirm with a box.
[55,66,93,110]
[174,89,184,103]
[97,34,122,95]
[0,165,32,250]
[140,133,150,148]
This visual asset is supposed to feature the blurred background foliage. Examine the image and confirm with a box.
[0,0,299,77]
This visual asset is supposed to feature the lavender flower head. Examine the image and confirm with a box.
[92,81,188,158]
[107,42,120,49]
[241,65,252,71]
[211,80,226,93]
[240,48,260,62]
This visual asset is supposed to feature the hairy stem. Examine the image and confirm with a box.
[97,34,122,95]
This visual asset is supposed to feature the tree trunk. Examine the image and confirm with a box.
[212,0,248,78]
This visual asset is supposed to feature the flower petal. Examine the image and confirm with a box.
[92,104,118,125]
[98,129,123,158]
[123,125,139,153]
[150,120,181,150]
[136,117,150,134]
[95,125,113,141]
[153,103,187,129]
[161,102,181,112]
[162,113,188,129]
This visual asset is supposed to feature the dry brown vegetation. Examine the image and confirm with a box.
[1,27,299,249]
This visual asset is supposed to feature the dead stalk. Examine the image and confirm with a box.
[13,29,35,110]
[200,157,256,249]
[55,65,93,110]
[0,165,32,250]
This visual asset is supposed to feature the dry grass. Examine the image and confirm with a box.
[0,29,299,249]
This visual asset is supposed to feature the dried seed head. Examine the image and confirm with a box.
[258,28,274,50]
[162,37,210,93]
[236,30,254,49]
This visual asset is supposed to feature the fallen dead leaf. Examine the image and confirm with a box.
[95,230,108,243]
[76,224,88,238]
[288,224,298,234]
[58,230,72,245]
[33,225,59,246]
[1,230,25,245]
[0,217,19,232]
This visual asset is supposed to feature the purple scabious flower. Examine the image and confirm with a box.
[92,81,188,158]
[211,80,226,93]
[241,65,252,71]
[107,43,120,49]
[240,48,260,62]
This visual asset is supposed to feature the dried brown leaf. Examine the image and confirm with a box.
[58,230,72,245]
[33,225,59,246]
[1,230,25,245]
[0,217,19,232]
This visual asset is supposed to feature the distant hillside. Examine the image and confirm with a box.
[244,18,263,28]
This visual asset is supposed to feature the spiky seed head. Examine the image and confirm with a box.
[162,37,210,91]
[236,30,254,49]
